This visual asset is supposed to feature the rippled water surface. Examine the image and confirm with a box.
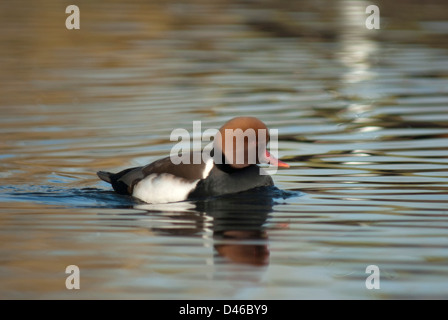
[1,0,448,299]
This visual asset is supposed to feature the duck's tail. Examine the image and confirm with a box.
[97,171,113,184]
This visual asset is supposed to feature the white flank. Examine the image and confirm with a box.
[202,157,214,179]
[133,173,199,204]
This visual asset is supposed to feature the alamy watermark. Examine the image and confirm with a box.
[365,5,380,30]
[65,265,80,289]
[65,5,80,30]
[169,121,283,175]
[66,4,380,30]
[365,265,380,289]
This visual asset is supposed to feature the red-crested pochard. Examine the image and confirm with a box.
[97,117,289,203]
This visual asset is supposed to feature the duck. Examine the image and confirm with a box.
[97,117,289,204]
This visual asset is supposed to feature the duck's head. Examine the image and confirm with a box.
[213,116,289,169]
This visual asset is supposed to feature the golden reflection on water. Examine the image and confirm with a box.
[1,0,448,299]
[337,0,379,84]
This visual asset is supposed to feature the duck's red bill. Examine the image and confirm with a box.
[265,150,290,168]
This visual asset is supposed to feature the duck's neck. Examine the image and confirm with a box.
[210,148,254,173]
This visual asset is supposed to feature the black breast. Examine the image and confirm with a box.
[188,164,273,199]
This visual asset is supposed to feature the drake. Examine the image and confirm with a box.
[97,117,289,203]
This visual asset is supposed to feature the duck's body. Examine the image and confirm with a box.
[97,153,274,203]
[97,117,288,204]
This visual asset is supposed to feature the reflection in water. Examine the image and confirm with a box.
[337,0,379,84]
[196,189,274,267]
[137,187,288,267]
[337,0,381,135]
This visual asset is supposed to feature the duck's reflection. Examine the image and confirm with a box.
[213,230,269,266]
[136,187,277,266]
[196,189,273,266]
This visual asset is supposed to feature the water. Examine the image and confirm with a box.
[1,0,448,299]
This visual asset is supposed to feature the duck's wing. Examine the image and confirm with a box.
[97,166,144,195]
[142,154,212,181]
[97,153,212,196]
